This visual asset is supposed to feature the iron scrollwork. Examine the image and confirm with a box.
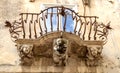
[5,20,22,42]
[96,22,112,43]
[5,6,111,44]
[5,6,112,67]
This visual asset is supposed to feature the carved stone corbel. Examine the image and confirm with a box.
[53,38,68,66]
[85,46,103,66]
[77,45,88,58]
[17,44,34,65]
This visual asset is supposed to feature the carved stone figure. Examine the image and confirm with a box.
[17,44,34,65]
[53,38,68,66]
[86,46,102,66]
[77,45,88,58]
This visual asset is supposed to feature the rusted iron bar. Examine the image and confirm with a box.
[20,13,39,15]
[94,23,98,40]
[31,14,33,23]
[50,14,53,32]
[29,14,33,38]
[24,14,28,23]
[21,14,25,38]
[36,14,39,23]
[45,9,48,19]
[78,22,84,36]
[88,18,92,40]
[82,17,88,40]
[13,21,21,26]
[73,15,76,20]
[50,8,53,32]
[72,12,73,20]
[57,7,59,31]
[82,23,86,40]
[88,17,97,40]
[74,17,78,33]
[63,15,67,31]
[51,8,53,32]
[34,20,37,38]
[39,18,43,36]
[78,17,83,35]
[13,26,22,30]
[29,21,32,39]
[43,13,47,34]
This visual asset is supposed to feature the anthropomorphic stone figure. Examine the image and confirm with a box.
[17,44,34,65]
[86,46,102,66]
[53,38,68,66]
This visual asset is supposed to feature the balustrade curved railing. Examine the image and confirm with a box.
[8,6,111,44]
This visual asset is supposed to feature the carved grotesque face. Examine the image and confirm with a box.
[20,44,33,54]
[90,47,98,56]
[89,46,102,57]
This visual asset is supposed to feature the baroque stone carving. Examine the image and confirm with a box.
[85,46,102,66]
[77,45,88,58]
[5,6,111,67]
[53,38,68,66]
[17,44,34,65]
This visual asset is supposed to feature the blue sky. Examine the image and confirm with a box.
[46,8,74,32]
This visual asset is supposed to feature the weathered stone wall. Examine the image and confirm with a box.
[0,0,58,65]
[89,0,120,64]
[0,0,120,72]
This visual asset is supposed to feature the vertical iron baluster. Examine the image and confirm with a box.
[29,21,32,39]
[63,15,67,31]
[72,12,74,20]
[74,17,78,33]
[25,14,28,23]
[39,18,43,36]
[34,20,37,38]
[94,22,98,40]
[29,14,33,39]
[43,13,47,34]
[82,17,87,40]
[78,22,84,36]
[36,14,39,23]
[73,15,76,20]
[88,17,92,40]
[57,7,59,31]
[51,8,53,32]
[78,17,83,36]
[31,14,33,23]
[24,14,28,23]
[21,14,25,38]
[45,9,48,19]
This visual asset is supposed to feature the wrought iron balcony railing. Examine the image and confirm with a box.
[6,6,111,44]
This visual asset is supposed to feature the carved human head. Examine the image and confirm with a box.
[20,44,33,54]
